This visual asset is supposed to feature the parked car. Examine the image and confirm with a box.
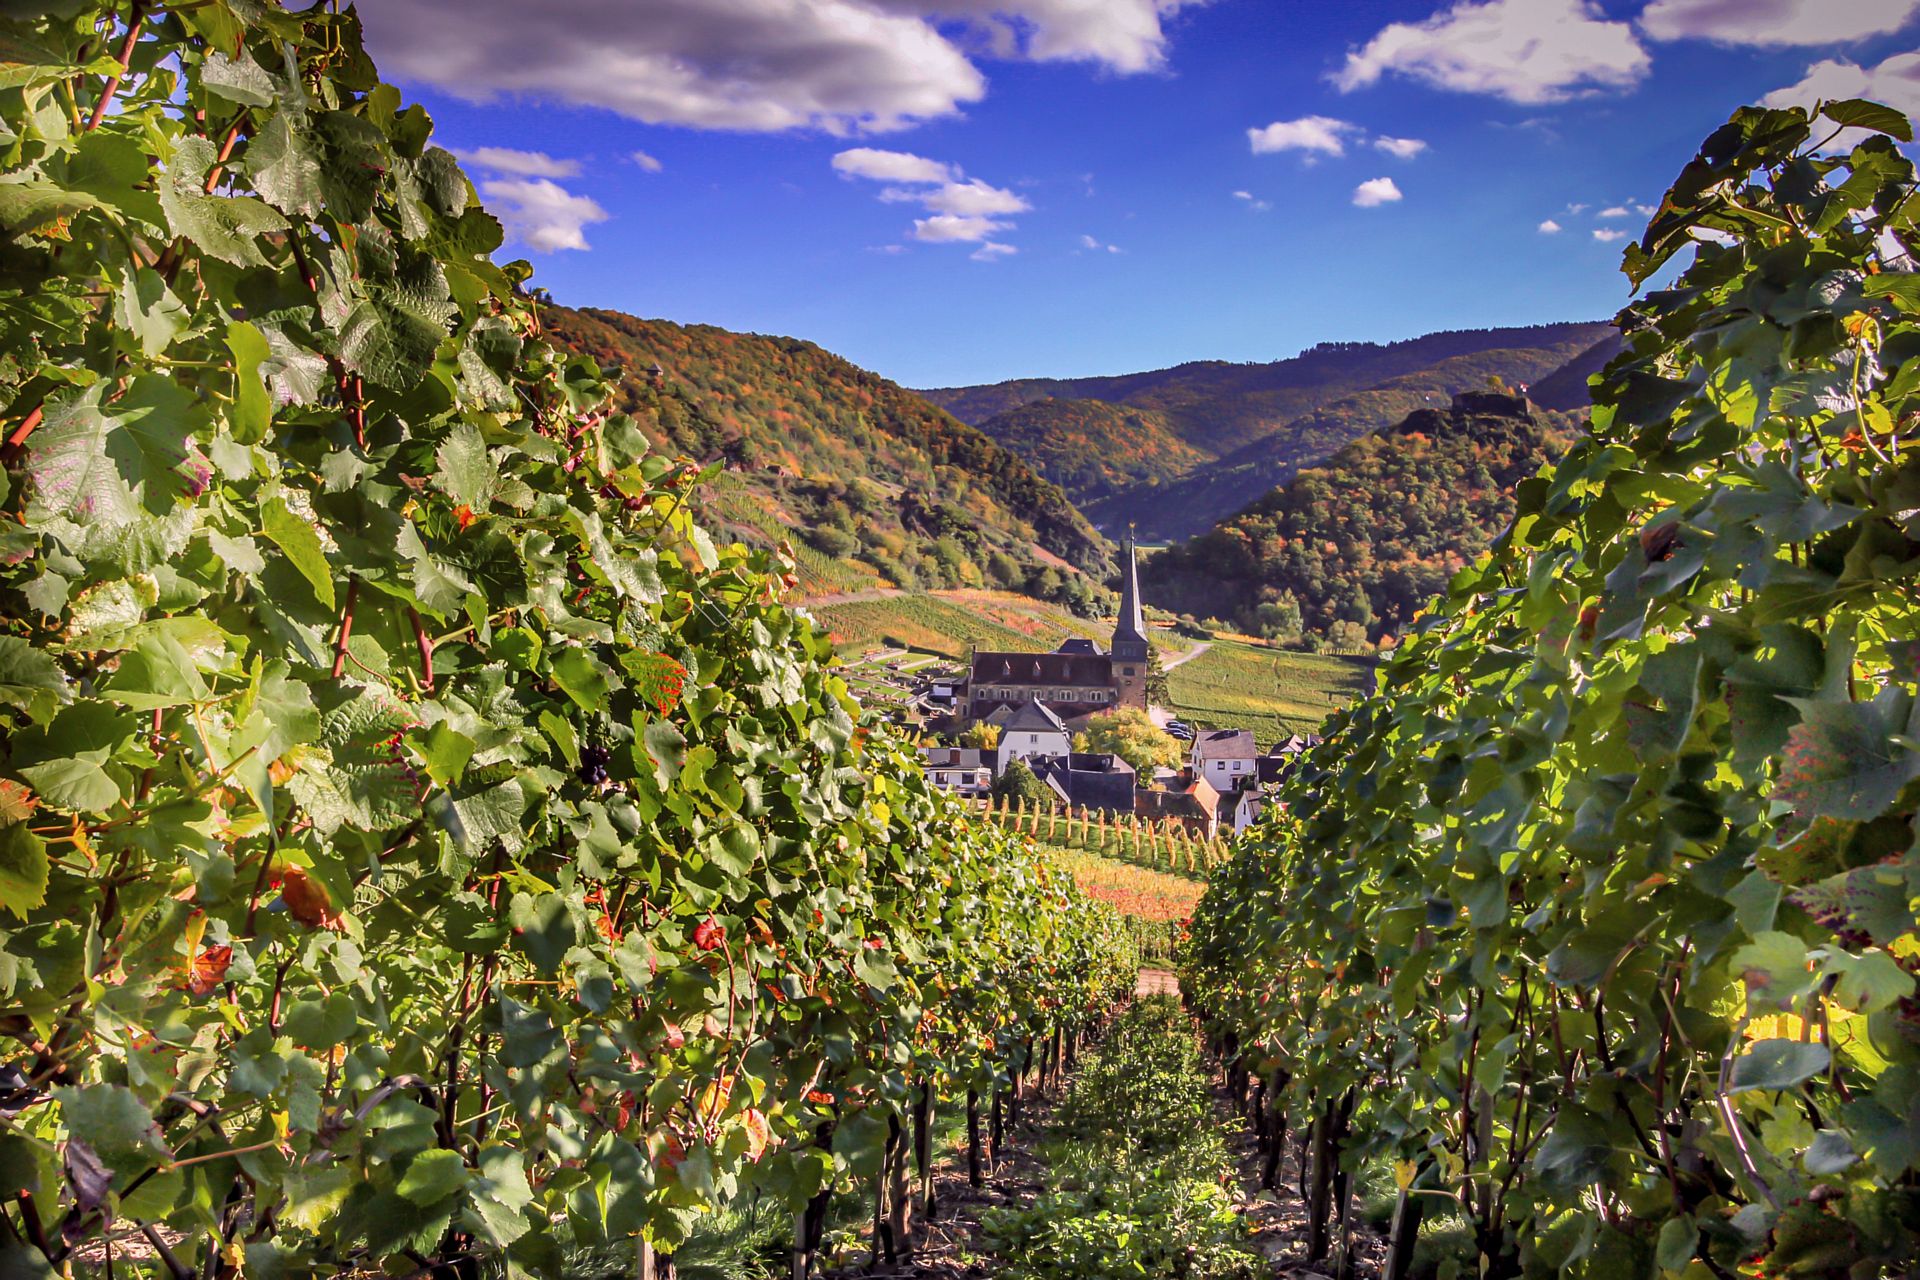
[1165,720,1194,741]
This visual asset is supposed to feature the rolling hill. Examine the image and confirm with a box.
[543,306,1114,610]
[972,397,1208,506]
[921,321,1613,540]
[1141,391,1567,643]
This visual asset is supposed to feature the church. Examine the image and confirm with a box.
[965,535,1151,723]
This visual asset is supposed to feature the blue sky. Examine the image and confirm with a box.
[358,0,1920,389]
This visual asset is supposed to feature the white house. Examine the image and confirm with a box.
[1225,784,1264,835]
[997,702,1072,773]
[921,746,992,796]
[1190,729,1257,790]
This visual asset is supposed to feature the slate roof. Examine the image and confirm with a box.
[921,747,989,770]
[1002,701,1070,735]
[970,650,1113,687]
[1030,753,1137,813]
[1191,729,1258,761]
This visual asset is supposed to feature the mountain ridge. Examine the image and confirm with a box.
[923,321,1612,539]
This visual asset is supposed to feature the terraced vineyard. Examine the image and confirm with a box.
[1164,637,1372,745]
[811,589,1112,658]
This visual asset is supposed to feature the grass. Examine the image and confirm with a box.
[1164,637,1372,748]
[811,590,1110,659]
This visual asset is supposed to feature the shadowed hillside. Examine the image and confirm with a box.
[1142,392,1567,642]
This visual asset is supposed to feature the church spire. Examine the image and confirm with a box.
[1112,526,1148,655]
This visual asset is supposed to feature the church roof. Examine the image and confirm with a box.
[969,650,1112,687]
[1055,638,1103,655]
[1112,531,1148,649]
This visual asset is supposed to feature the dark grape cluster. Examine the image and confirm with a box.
[578,744,611,786]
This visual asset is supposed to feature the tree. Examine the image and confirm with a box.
[993,758,1048,804]
[961,722,1002,749]
[1073,708,1180,775]
[1254,595,1303,642]
[1145,644,1172,705]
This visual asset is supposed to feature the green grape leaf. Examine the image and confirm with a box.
[159,137,288,266]
[27,378,211,528]
[260,495,335,609]
[0,825,49,922]
[1728,1039,1831,1094]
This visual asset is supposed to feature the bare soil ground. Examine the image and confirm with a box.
[1212,1078,1390,1279]
[821,1086,1060,1280]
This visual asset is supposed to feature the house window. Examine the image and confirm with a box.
[1123,666,1135,676]
[1030,734,1040,744]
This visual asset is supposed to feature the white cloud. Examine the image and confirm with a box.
[360,0,1195,135]
[914,213,1012,242]
[1764,52,1920,146]
[921,178,1032,217]
[476,176,610,251]
[1079,233,1123,253]
[971,241,1018,262]
[1641,0,1920,46]
[1374,135,1429,159]
[837,149,1028,253]
[1335,0,1650,105]
[1597,205,1631,217]
[1248,115,1364,157]
[1353,176,1404,207]
[1233,190,1273,211]
[834,147,958,184]
[455,146,580,178]
[1592,227,1626,242]
[1565,201,1589,214]
[632,150,664,173]
[1538,218,1563,233]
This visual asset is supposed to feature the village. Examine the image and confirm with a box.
[839,538,1325,841]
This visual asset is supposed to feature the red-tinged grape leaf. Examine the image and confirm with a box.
[1777,693,1920,822]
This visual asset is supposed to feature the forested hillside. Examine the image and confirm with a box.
[545,307,1113,606]
[973,397,1208,505]
[923,322,1610,541]
[1143,392,1566,642]
[1083,332,1607,539]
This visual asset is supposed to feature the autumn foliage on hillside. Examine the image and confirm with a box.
[544,306,1112,589]
[1144,393,1567,642]
[975,397,1208,505]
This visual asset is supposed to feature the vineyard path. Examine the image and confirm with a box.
[1135,966,1180,998]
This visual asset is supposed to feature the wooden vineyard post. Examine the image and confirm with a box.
[1383,1160,1434,1280]
[967,1087,984,1187]
[1306,1096,1335,1262]
[793,1118,834,1279]
[914,1078,937,1217]
[1261,1069,1292,1190]
[639,1241,673,1280]
[989,1085,1004,1167]
[1332,1088,1359,1280]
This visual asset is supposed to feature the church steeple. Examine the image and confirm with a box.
[1111,528,1148,660]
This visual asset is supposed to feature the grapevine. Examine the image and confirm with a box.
[1184,99,1920,1278]
[0,6,1134,1276]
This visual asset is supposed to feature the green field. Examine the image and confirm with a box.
[1164,637,1371,748]
[810,590,1109,659]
